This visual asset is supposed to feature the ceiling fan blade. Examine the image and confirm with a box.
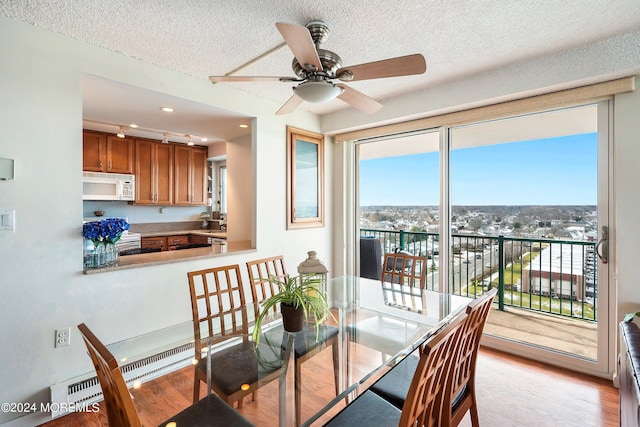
[276,22,323,72]
[209,75,296,83]
[276,95,303,115]
[336,84,383,114]
[336,54,427,82]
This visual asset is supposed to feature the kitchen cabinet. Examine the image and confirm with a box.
[135,139,173,205]
[174,145,207,206]
[189,235,210,246]
[83,130,134,174]
[167,235,190,250]
[141,236,167,252]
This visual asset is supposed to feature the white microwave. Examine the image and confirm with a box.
[82,172,135,201]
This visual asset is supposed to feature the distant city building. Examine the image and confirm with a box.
[521,243,588,300]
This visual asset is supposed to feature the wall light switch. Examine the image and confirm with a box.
[0,210,15,230]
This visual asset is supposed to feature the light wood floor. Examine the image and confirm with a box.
[40,346,618,427]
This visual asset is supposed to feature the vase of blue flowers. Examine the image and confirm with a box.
[82,218,130,269]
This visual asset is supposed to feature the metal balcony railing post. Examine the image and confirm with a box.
[498,235,505,311]
[399,230,406,251]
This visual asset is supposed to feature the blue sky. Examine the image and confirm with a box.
[359,133,598,206]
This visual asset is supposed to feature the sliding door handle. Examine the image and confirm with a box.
[595,225,608,264]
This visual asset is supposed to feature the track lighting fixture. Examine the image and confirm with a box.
[83,119,216,146]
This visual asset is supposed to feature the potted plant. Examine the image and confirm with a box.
[252,274,332,343]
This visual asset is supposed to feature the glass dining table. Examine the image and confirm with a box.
[297,275,473,426]
[204,275,473,427]
[97,276,471,427]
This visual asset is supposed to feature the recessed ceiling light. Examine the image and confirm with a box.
[239,124,249,128]
[201,137,208,142]
[161,107,174,112]
[129,123,138,128]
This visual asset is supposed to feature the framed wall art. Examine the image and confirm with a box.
[286,126,324,229]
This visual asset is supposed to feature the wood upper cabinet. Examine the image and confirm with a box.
[135,139,173,205]
[107,135,134,174]
[174,145,208,206]
[82,131,106,172]
[82,130,134,174]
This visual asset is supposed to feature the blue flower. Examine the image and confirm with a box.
[83,218,130,244]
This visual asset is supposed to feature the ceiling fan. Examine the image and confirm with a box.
[209,20,427,115]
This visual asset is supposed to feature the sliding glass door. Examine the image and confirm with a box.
[448,103,610,374]
[353,101,612,375]
[356,130,440,288]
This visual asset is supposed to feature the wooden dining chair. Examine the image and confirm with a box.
[323,311,468,426]
[187,264,283,409]
[349,258,428,362]
[442,287,498,427]
[369,288,498,427]
[382,251,428,288]
[77,323,254,427]
[246,255,340,426]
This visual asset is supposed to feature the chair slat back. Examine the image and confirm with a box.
[77,323,142,427]
[399,312,468,427]
[450,288,497,399]
[382,252,428,288]
[444,287,498,426]
[246,255,288,315]
[187,264,248,357]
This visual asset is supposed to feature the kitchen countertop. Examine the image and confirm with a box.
[139,229,227,239]
[83,239,253,274]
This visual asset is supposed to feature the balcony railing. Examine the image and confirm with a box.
[360,229,597,322]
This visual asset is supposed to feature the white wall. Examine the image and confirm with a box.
[0,17,325,425]
[226,133,252,243]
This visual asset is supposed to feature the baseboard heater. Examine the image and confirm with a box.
[49,342,194,418]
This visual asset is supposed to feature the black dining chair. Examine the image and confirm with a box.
[369,288,498,427]
[77,323,254,427]
[323,311,468,426]
[360,237,383,280]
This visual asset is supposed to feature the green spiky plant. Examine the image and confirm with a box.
[252,274,332,344]
[624,311,640,322]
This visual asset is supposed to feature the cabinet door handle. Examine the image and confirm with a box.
[99,160,103,169]
[109,161,112,170]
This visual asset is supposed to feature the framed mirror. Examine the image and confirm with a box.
[286,126,324,229]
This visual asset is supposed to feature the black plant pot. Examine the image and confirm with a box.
[280,303,304,332]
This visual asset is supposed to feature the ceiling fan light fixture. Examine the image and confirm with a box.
[293,80,343,103]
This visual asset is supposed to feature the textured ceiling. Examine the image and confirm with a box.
[2,0,640,139]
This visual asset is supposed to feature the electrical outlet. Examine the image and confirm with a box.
[55,327,71,348]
